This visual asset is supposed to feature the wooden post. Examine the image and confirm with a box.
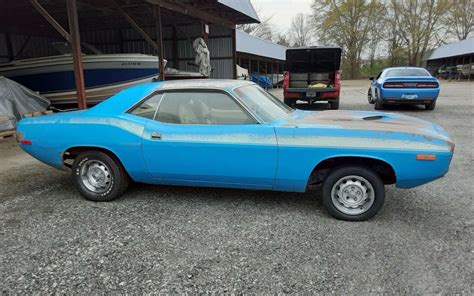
[231,28,237,79]
[118,7,158,51]
[66,0,87,109]
[154,4,165,81]
[172,25,178,69]
[30,0,71,42]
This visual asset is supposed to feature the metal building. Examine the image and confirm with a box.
[423,38,474,80]
[236,30,286,85]
[0,0,260,108]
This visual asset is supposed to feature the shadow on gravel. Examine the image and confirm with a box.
[121,182,324,213]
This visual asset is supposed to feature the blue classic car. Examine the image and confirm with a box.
[17,80,454,221]
[368,67,440,110]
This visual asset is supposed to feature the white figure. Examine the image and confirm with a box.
[193,37,211,77]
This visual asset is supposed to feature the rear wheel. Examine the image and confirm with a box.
[374,91,384,110]
[322,166,385,221]
[425,101,436,110]
[284,98,297,107]
[71,151,129,201]
[329,97,340,110]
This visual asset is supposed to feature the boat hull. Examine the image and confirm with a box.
[0,54,163,105]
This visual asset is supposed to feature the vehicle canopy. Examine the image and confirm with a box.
[285,47,342,73]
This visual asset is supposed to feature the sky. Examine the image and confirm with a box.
[250,0,314,34]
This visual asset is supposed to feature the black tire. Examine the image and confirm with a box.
[425,101,436,110]
[71,151,129,202]
[329,97,340,109]
[321,166,385,221]
[284,98,297,107]
[374,99,384,110]
[367,88,374,104]
[374,90,384,110]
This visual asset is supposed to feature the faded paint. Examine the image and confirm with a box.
[16,80,454,193]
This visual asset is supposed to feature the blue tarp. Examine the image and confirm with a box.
[250,74,272,88]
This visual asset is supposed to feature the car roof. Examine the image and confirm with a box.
[384,66,427,71]
[155,79,255,91]
[88,79,256,115]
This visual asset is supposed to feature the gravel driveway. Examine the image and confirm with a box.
[1,80,472,294]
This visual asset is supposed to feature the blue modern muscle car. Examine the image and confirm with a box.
[368,67,440,110]
[17,80,454,221]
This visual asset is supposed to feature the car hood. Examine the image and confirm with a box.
[277,110,451,142]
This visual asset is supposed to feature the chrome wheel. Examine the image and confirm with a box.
[79,159,112,193]
[331,175,375,216]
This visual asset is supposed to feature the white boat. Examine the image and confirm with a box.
[0,42,166,105]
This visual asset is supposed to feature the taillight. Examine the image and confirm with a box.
[383,82,405,88]
[16,132,32,145]
[416,82,438,88]
[283,71,289,90]
[335,70,341,86]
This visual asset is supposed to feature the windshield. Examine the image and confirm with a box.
[385,68,430,77]
[233,85,292,122]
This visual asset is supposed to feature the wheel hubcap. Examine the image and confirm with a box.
[331,175,375,215]
[80,160,112,193]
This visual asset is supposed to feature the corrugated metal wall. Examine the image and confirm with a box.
[1,23,234,79]
[0,33,60,63]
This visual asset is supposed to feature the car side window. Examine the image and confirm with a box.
[376,72,382,79]
[129,93,163,119]
[155,91,255,125]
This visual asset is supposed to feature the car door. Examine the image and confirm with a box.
[138,89,278,189]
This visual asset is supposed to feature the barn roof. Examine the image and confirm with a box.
[423,38,474,61]
[236,30,287,61]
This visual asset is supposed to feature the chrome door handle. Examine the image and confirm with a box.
[151,131,162,139]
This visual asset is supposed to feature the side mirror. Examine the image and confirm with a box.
[369,76,374,81]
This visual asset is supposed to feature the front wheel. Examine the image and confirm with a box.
[71,151,129,201]
[321,166,385,221]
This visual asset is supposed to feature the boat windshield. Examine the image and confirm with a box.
[52,42,103,55]
[233,85,293,122]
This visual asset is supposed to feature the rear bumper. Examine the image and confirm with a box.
[284,87,340,101]
[380,88,440,103]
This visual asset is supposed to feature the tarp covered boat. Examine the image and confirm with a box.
[0,76,50,131]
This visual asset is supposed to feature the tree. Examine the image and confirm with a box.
[310,0,384,79]
[236,11,275,42]
[390,0,451,66]
[383,2,408,66]
[289,13,312,47]
[445,0,473,40]
[275,34,291,47]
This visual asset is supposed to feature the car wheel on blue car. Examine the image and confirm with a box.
[425,101,436,110]
[374,99,384,110]
[367,88,374,104]
[71,151,129,202]
[322,166,385,221]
